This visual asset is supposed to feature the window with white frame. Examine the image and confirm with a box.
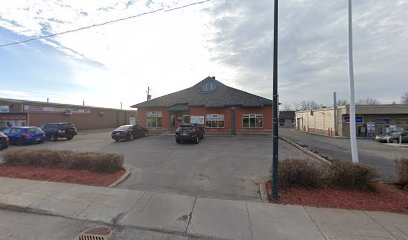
[205,114,225,128]
[242,114,263,128]
[146,111,162,128]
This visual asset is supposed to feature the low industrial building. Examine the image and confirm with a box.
[279,111,295,128]
[132,76,273,134]
[0,98,136,130]
[295,104,408,137]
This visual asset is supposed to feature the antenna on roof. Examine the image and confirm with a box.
[147,87,152,101]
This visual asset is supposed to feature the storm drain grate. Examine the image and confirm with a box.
[75,226,112,240]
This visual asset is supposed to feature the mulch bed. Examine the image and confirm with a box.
[266,181,408,214]
[0,164,126,187]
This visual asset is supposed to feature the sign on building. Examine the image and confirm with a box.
[0,105,9,113]
[190,116,204,124]
[343,115,364,124]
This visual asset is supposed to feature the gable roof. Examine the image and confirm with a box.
[131,77,272,109]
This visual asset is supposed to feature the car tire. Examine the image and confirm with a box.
[392,139,399,144]
[195,136,199,144]
[16,138,24,146]
[66,135,74,140]
[129,134,135,141]
[176,139,180,144]
[50,134,58,141]
[201,131,205,139]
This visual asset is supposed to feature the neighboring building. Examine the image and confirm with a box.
[279,111,295,128]
[0,98,136,130]
[295,104,408,137]
[132,76,273,134]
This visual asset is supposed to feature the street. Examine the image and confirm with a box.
[279,128,408,180]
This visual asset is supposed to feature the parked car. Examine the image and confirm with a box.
[39,122,77,141]
[111,124,149,141]
[385,131,408,143]
[0,126,9,132]
[375,131,400,143]
[0,132,9,150]
[2,126,46,145]
[175,124,205,144]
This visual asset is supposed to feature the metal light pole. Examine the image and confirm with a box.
[271,0,279,200]
[348,0,359,163]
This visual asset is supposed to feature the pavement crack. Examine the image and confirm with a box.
[303,206,329,240]
[184,196,197,234]
[245,201,254,240]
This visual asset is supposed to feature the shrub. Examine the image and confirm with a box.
[395,157,408,187]
[277,159,328,188]
[3,149,123,173]
[330,161,377,190]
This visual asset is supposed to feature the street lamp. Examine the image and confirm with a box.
[271,0,279,201]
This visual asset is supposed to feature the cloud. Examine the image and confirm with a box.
[208,0,408,106]
[0,0,407,109]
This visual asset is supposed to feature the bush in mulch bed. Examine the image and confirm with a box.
[330,161,378,190]
[272,159,378,190]
[395,157,408,188]
[2,149,124,173]
[277,159,329,189]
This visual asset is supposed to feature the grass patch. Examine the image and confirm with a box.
[3,149,124,173]
[395,157,408,188]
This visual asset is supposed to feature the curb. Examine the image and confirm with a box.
[108,167,131,188]
[385,143,408,148]
[280,136,332,165]
[259,180,269,203]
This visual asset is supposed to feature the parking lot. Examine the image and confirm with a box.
[0,130,310,201]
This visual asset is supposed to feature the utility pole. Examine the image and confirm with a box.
[271,0,279,201]
[147,87,152,101]
[120,101,122,110]
[348,0,359,163]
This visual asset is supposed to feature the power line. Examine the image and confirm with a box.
[0,0,211,48]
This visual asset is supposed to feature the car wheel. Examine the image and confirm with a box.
[50,134,58,141]
[392,139,399,144]
[129,134,135,141]
[201,131,205,139]
[16,138,24,146]
[66,135,74,140]
[176,139,180,144]
[195,136,199,144]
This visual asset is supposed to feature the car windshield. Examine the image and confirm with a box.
[61,123,74,128]
[116,126,132,131]
[26,127,42,134]
[178,127,194,131]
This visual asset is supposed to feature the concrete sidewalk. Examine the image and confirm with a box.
[0,177,407,240]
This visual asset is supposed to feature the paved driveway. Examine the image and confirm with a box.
[1,130,310,200]
[280,128,408,180]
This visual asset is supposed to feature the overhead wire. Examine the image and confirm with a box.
[0,0,211,48]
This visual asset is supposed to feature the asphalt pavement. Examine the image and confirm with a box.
[1,131,312,200]
[279,128,408,180]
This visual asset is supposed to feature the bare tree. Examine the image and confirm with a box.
[293,102,300,111]
[336,99,348,106]
[401,92,408,104]
[357,98,380,105]
[281,103,292,111]
[298,100,323,110]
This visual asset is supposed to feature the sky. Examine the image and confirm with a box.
[0,0,407,110]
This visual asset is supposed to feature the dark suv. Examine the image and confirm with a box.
[175,124,205,144]
[40,122,77,141]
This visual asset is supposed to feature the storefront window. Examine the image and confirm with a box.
[206,114,224,128]
[146,112,162,128]
[242,114,263,128]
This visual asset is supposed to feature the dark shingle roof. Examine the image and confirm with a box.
[131,77,272,109]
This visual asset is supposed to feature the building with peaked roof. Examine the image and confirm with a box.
[131,76,273,134]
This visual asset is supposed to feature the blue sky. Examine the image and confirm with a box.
[0,0,407,109]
